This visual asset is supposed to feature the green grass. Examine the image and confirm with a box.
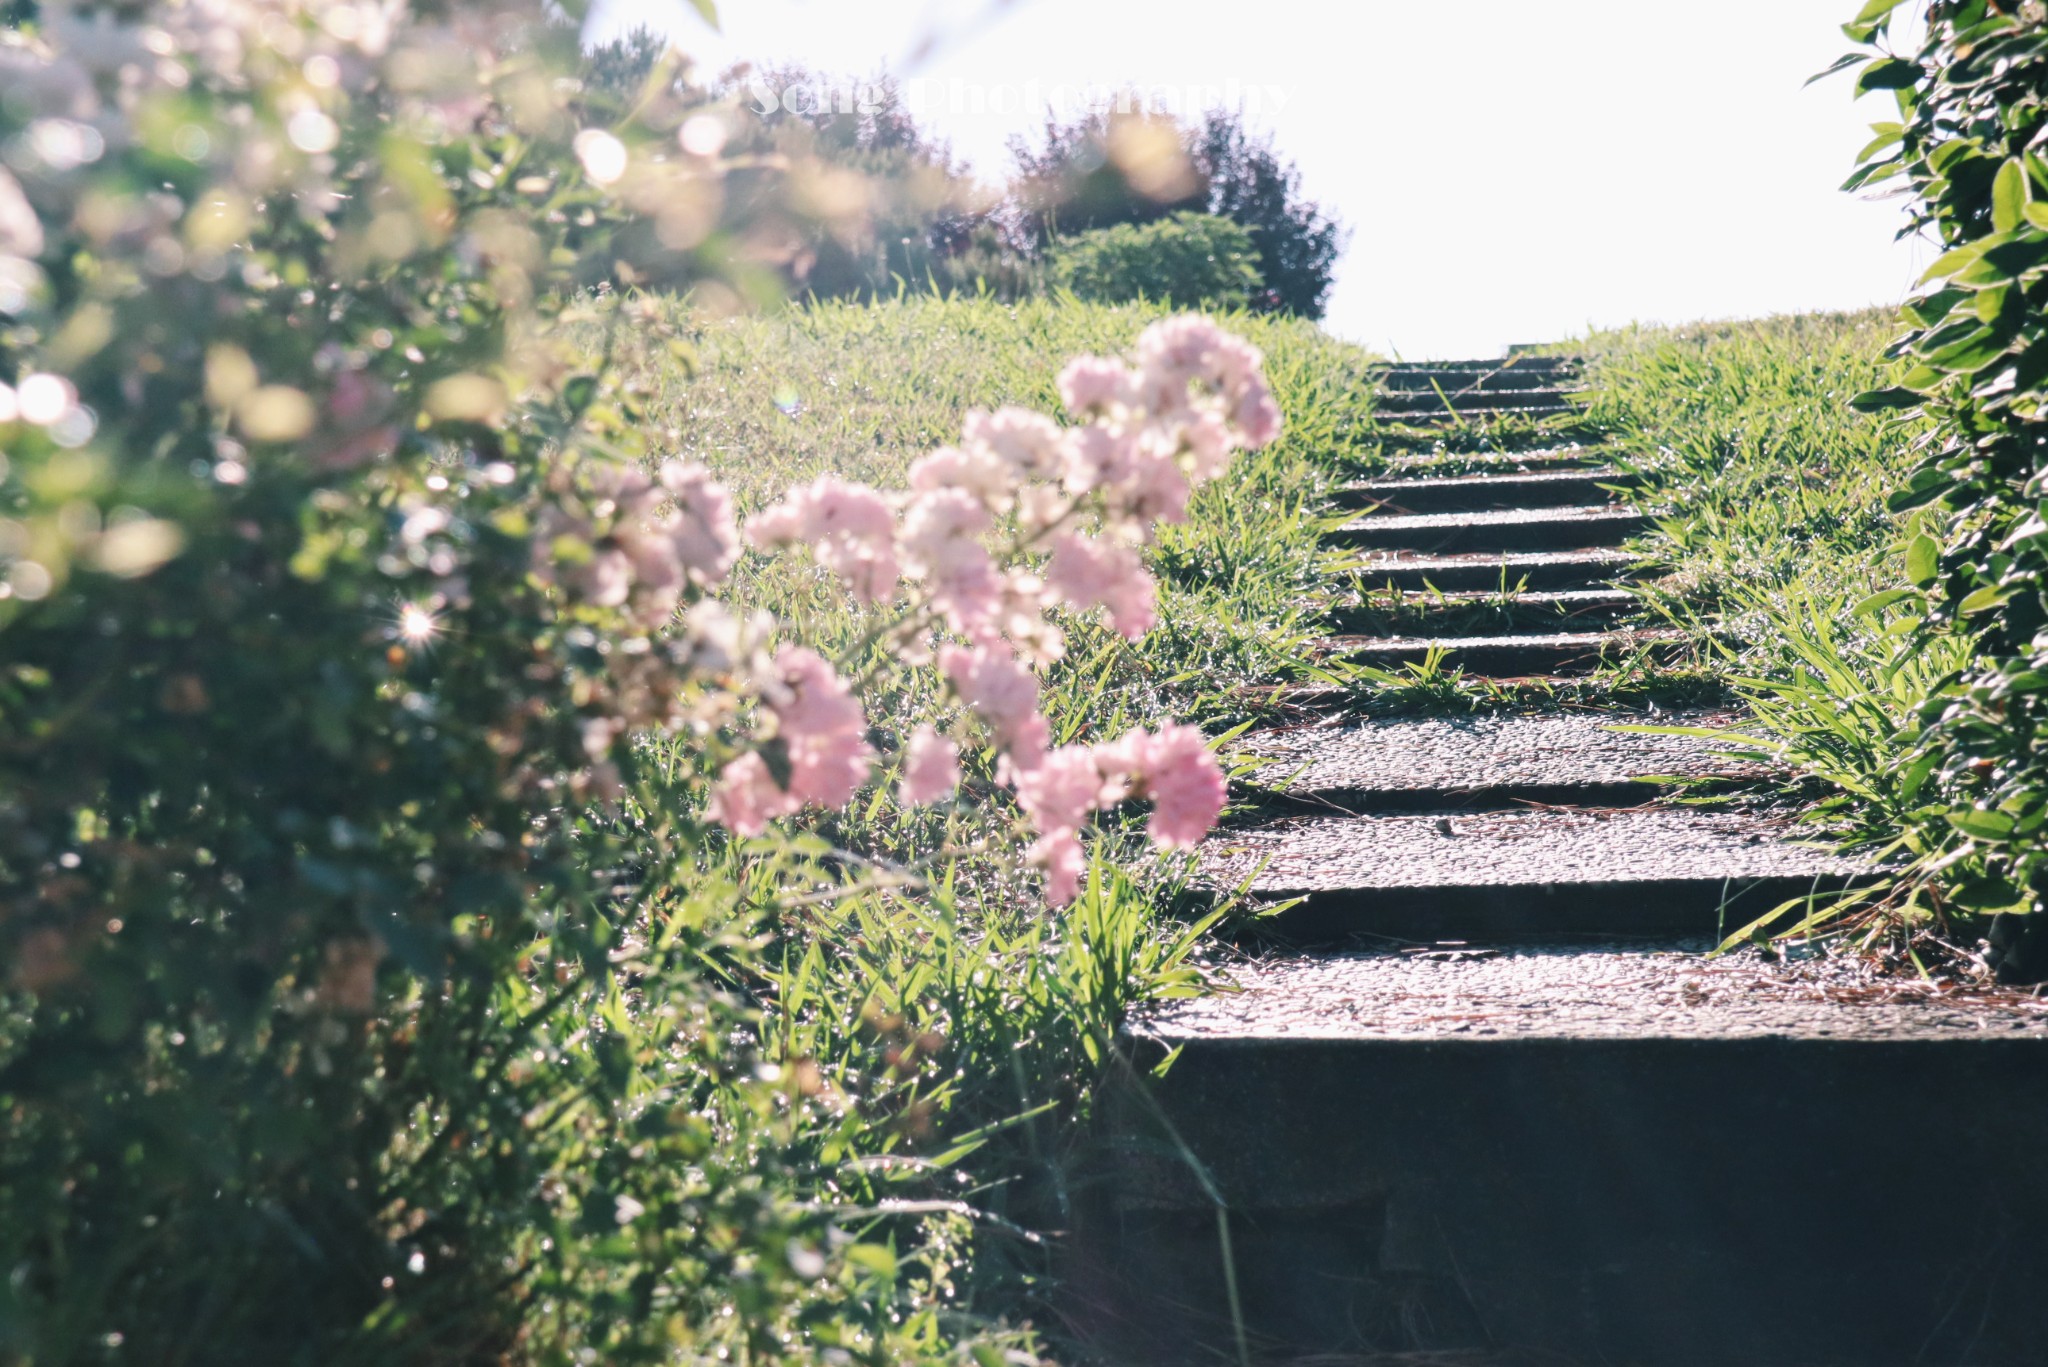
[1571,309,1979,951]
[598,293,1379,1345]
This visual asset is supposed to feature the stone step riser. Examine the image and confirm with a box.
[1339,632,1683,678]
[1377,368,1573,394]
[1237,779,1671,817]
[1335,472,1633,515]
[1377,387,1581,414]
[1327,590,1638,634]
[1334,508,1649,555]
[1246,873,1851,942]
[1079,1034,2048,1365]
[1382,403,1579,424]
[1353,551,1635,594]
[1378,357,1580,376]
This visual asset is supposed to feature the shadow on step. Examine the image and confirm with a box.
[1064,1037,2048,1366]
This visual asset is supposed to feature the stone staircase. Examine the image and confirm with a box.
[1072,359,2048,1366]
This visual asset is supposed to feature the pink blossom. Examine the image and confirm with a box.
[746,476,900,604]
[1030,829,1086,905]
[706,647,875,835]
[910,444,1015,510]
[658,461,741,586]
[1011,745,1119,905]
[899,725,960,805]
[1121,723,1226,848]
[576,546,634,607]
[1057,356,1138,417]
[941,643,1049,759]
[901,488,1002,638]
[1045,533,1156,639]
[963,406,1064,481]
[768,646,875,809]
[705,750,795,836]
[1233,386,1283,449]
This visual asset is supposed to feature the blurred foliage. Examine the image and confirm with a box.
[584,33,1039,301]
[0,0,1381,1357]
[1009,106,1344,318]
[1048,212,1262,310]
[1837,0,2048,978]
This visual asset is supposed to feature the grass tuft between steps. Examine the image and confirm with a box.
[1572,309,1981,960]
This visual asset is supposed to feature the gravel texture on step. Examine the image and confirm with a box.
[1136,940,2048,1042]
[1353,546,1638,592]
[1203,807,1867,894]
[1343,471,1630,512]
[1247,709,1765,795]
[1332,587,1638,619]
[1384,444,1601,473]
[1340,504,1645,540]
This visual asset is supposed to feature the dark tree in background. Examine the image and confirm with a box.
[1007,105,1346,319]
[1193,111,1346,319]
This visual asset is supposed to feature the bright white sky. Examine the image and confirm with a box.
[588,0,1929,358]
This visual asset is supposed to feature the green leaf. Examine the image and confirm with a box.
[1994,159,2031,233]
[1809,52,1870,87]
[1851,0,1907,21]
[1856,57,1923,93]
[684,0,719,25]
[1850,588,1917,617]
[1850,385,1922,412]
[1906,531,1941,586]
[1918,240,1989,285]
[1948,808,2017,841]
[1949,876,2027,911]
[1960,583,2013,613]
[844,1243,897,1279]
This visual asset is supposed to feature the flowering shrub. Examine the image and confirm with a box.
[0,0,1278,1356]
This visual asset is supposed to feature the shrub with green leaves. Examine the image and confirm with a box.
[1837,0,2048,976]
[1048,211,1263,310]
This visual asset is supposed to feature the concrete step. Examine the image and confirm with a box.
[1378,355,1581,378]
[1242,708,1766,812]
[1328,586,1641,633]
[1335,469,1633,515]
[1200,806,1870,940]
[1333,627,1687,678]
[1351,547,1639,594]
[1079,945,2048,1365]
[1382,443,1608,476]
[1376,386,1583,416]
[1332,506,1650,555]
[1381,400,1580,424]
[1377,366,1574,394]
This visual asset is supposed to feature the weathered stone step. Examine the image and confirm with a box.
[1201,807,1870,940]
[1082,945,2048,1365]
[1332,505,1650,555]
[1334,627,1686,677]
[1382,443,1608,476]
[1243,709,1764,811]
[1352,547,1638,593]
[1376,385,1581,416]
[1336,468,1632,515]
[1377,366,1572,394]
[1381,399,1580,424]
[1328,586,1640,633]
[1377,356,1581,377]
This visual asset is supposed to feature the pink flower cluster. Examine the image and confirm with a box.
[535,459,740,629]
[705,646,875,835]
[1007,723,1229,904]
[704,316,1281,904]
